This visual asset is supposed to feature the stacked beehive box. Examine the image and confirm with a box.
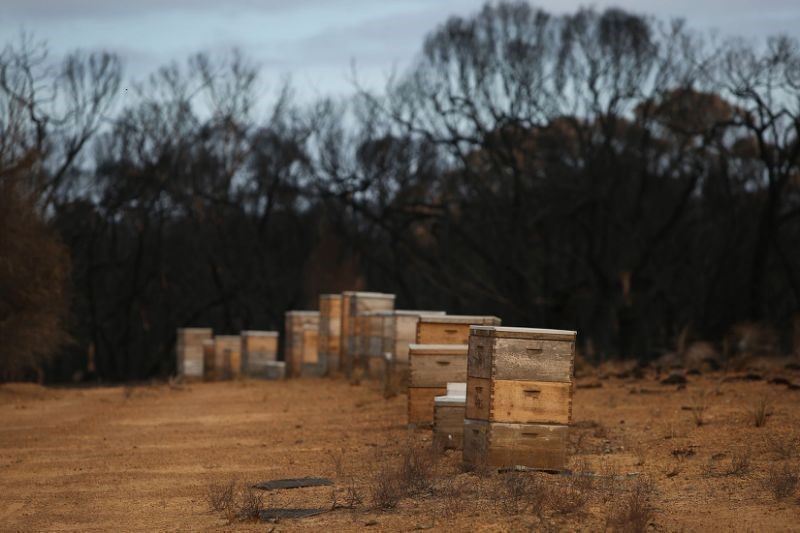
[241,331,281,379]
[341,292,395,378]
[301,327,322,377]
[379,311,446,395]
[213,335,242,380]
[202,339,216,380]
[284,311,320,378]
[407,344,468,427]
[434,382,467,450]
[361,311,390,379]
[463,326,576,471]
[176,327,213,379]
[416,315,502,344]
[318,294,342,375]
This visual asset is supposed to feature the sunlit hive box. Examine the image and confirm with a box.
[463,326,576,471]
[301,327,323,377]
[176,327,212,379]
[407,343,468,426]
[241,331,279,378]
[416,315,501,345]
[379,310,446,395]
[318,294,342,375]
[433,382,467,450]
[214,335,242,380]
[341,292,395,378]
[360,311,390,380]
[284,311,319,378]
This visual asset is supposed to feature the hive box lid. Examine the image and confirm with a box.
[408,344,469,355]
[342,291,396,299]
[394,310,447,316]
[285,310,320,316]
[242,330,279,337]
[447,382,466,396]
[419,315,501,324]
[435,395,466,405]
[470,326,576,341]
[216,335,240,341]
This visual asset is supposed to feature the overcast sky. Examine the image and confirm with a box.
[2,0,800,101]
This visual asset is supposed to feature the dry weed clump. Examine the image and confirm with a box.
[749,396,771,428]
[238,486,265,522]
[689,390,709,427]
[206,479,265,523]
[725,449,752,476]
[370,460,403,510]
[763,464,799,500]
[493,471,548,516]
[207,478,236,520]
[765,433,799,460]
[399,444,435,495]
[606,477,656,533]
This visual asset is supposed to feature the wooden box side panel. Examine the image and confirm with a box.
[465,376,491,420]
[486,423,568,470]
[417,322,471,345]
[408,386,446,426]
[489,380,572,425]
[467,334,492,378]
[463,419,490,467]
[434,404,466,450]
[410,354,467,387]
[302,330,319,364]
[492,338,574,382]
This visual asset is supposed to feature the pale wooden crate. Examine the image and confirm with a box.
[241,331,279,378]
[319,294,342,375]
[408,344,469,388]
[176,327,212,379]
[466,376,572,425]
[416,315,501,345]
[463,419,568,471]
[284,311,319,378]
[467,326,576,381]
[434,395,466,450]
[214,335,241,380]
[408,386,446,427]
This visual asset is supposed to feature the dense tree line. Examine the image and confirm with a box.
[1,3,799,382]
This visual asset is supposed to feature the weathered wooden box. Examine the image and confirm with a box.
[434,383,467,450]
[341,292,395,378]
[408,344,468,426]
[284,311,320,378]
[463,326,576,470]
[176,327,213,379]
[416,315,501,345]
[301,327,324,377]
[379,311,446,395]
[241,331,279,378]
[214,335,241,380]
[318,294,342,375]
[261,360,286,380]
[202,339,216,381]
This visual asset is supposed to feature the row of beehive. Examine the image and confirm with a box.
[176,328,285,381]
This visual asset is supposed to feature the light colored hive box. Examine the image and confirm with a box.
[408,343,468,427]
[241,331,279,378]
[361,311,390,380]
[284,311,319,378]
[176,327,213,379]
[342,292,395,378]
[434,382,467,450]
[463,326,576,471]
[380,310,446,395]
[214,335,241,380]
[301,326,323,377]
[318,294,342,375]
[416,315,501,345]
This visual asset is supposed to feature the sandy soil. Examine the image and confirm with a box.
[0,372,799,532]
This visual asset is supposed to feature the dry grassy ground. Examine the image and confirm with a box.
[0,370,799,531]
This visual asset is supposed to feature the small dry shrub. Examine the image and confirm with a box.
[207,478,236,519]
[763,464,799,500]
[749,396,771,428]
[436,476,468,518]
[344,476,364,508]
[598,460,622,503]
[328,448,345,478]
[607,477,655,533]
[689,390,708,427]
[765,433,799,460]
[399,444,435,495]
[238,486,265,522]
[493,471,549,516]
[726,449,751,476]
[550,474,590,515]
[370,460,403,510]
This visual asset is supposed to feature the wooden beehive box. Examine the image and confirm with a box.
[408,344,468,426]
[261,361,286,380]
[241,331,279,378]
[463,326,576,471]
[380,311,446,396]
[176,327,213,379]
[301,327,323,377]
[318,294,342,375]
[342,292,395,378]
[214,335,241,380]
[202,339,216,381]
[434,382,467,450]
[284,311,319,378]
[416,315,501,345]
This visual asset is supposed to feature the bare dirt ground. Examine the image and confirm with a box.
[1,370,799,532]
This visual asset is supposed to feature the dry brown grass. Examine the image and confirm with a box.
[689,390,709,427]
[237,486,265,522]
[749,396,771,428]
[606,477,656,533]
[763,464,799,500]
[725,449,752,476]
